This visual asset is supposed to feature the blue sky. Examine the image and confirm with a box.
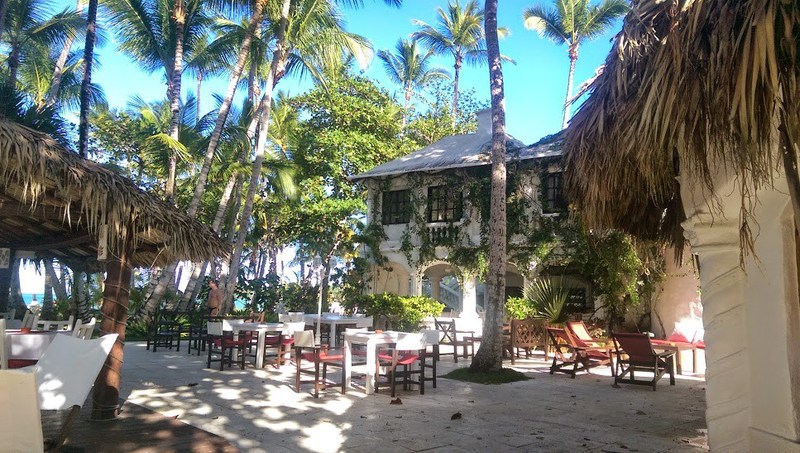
[86,0,622,145]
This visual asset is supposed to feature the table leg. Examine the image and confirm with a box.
[255,330,266,368]
[344,338,352,391]
[676,350,683,375]
[365,339,376,394]
[328,322,337,348]
[692,348,698,373]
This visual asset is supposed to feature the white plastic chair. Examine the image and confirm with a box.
[21,311,37,329]
[71,318,96,339]
[0,369,44,452]
[36,315,74,332]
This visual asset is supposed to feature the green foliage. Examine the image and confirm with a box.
[443,367,530,384]
[505,296,534,320]
[523,279,569,324]
[405,81,485,146]
[234,274,321,315]
[125,319,150,341]
[343,293,444,332]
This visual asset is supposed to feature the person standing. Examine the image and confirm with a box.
[207,280,222,316]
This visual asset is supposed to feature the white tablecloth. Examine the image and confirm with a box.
[224,321,284,368]
[5,330,61,360]
[304,315,364,347]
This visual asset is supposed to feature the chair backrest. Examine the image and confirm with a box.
[287,312,305,322]
[207,321,224,336]
[355,316,373,329]
[344,327,367,336]
[282,322,305,335]
[294,330,315,348]
[567,321,597,347]
[434,319,457,344]
[510,318,547,348]
[278,314,291,322]
[34,334,118,410]
[0,319,6,369]
[420,329,440,347]
[612,332,656,363]
[22,311,39,329]
[35,316,73,332]
[0,369,44,452]
[395,333,425,351]
[546,326,577,352]
[72,318,96,339]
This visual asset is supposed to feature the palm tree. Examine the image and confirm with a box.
[377,38,449,130]
[78,0,97,158]
[413,0,501,127]
[470,0,507,373]
[105,0,214,200]
[523,0,628,129]
[2,0,83,85]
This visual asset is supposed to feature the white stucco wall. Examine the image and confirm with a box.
[681,161,800,451]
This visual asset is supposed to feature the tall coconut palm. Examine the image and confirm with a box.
[105,0,213,199]
[523,0,628,129]
[2,0,83,85]
[377,38,449,130]
[470,0,506,372]
[77,0,97,158]
[222,0,375,308]
[413,0,502,127]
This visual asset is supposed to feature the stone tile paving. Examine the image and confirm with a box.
[120,342,707,452]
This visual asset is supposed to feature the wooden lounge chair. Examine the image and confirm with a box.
[503,318,548,364]
[546,327,612,378]
[612,332,676,391]
[566,320,608,348]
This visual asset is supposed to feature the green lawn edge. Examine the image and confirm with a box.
[441,367,531,385]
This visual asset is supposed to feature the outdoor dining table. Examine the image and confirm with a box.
[343,330,429,395]
[4,329,64,362]
[223,320,284,369]
[303,314,363,347]
[650,339,700,375]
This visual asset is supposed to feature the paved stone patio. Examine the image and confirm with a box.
[119,342,707,452]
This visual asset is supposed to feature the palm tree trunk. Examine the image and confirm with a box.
[91,244,132,421]
[42,260,54,318]
[186,1,266,219]
[165,0,185,204]
[78,0,98,158]
[562,47,578,130]
[451,56,462,129]
[8,40,21,86]
[195,71,202,126]
[44,259,69,302]
[402,86,412,131]
[471,0,506,372]
[46,0,84,109]
[223,0,290,308]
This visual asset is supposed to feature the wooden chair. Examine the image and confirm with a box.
[503,318,548,364]
[434,319,475,363]
[294,330,345,398]
[566,320,608,348]
[206,321,246,370]
[149,305,183,352]
[71,317,96,339]
[612,332,676,391]
[546,327,612,378]
[375,333,431,397]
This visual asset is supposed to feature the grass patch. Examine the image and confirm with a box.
[441,367,530,385]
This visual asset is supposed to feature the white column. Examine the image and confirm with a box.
[460,274,477,318]
[430,275,442,302]
[409,273,422,296]
[684,221,751,452]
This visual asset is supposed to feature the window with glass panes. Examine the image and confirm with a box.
[543,172,568,213]
[381,189,411,224]
[427,185,463,222]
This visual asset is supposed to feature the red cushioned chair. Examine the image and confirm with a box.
[612,332,676,391]
[294,330,346,398]
[206,320,246,370]
[375,332,432,397]
[546,327,612,378]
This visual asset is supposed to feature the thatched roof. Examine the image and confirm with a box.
[0,119,229,268]
[563,0,799,247]
[353,110,557,181]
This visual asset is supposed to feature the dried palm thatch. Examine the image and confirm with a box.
[563,0,800,253]
[0,119,229,268]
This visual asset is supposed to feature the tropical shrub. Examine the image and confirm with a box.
[344,293,444,331]
[523,279,569,325]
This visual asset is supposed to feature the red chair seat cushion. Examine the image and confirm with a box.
[7,359,37,368]
[301,351,344,362]
[378,353,420,365]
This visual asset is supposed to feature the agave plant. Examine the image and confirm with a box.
[523,278,569,325]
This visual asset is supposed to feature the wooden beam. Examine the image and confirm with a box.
[8,234,93,251]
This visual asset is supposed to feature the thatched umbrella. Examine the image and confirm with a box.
[0,119,229,419]
[563,0,800,252]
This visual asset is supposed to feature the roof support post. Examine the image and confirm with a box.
[91,241,133,420]
[0,265,10,312]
